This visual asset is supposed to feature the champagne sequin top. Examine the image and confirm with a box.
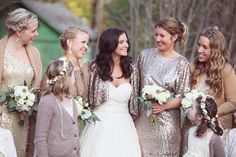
[0,50,34,157]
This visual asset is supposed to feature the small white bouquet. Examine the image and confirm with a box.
[0,85,38,114]
[75,96,100,127]
[139,84,172,124]
[13,86,36,112]
[181,88,205,111]
[0,81,39,126]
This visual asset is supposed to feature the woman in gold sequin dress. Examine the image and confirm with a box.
[135,17,190,157]
[58,27,90,100]
[0,8,42,157]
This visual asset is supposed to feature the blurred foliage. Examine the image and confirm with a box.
[65,0,93,26]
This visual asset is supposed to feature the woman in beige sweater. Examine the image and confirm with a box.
[190,26,236,129]
[59,27,90,100]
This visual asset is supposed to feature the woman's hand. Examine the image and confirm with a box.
[152,102,167,114]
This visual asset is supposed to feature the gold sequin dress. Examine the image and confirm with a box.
[136,48,190,157]
[0,50,34,157]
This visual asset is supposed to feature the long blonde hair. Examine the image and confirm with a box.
[191,27,229,95]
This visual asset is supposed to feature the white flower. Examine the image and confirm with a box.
[156,92,168,104]
[14,86,29,97]
[76,96,83,105]
[185,92,194,100]
[76,103,83,115]
[81,109,92,120]
[181,98,192,108]
[17,98,25,106]
[21,105,30,111]
[142,85,158,98]
[84,103,89,107]
[25,100,34,106]
[28,93,36,102]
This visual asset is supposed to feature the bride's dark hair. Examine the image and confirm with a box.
[95,28,132,81]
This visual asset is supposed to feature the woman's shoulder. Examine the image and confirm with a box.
[222,63,235,76]
[176,55,189,69]
[137,48,155,64]
[138,48,155,57]
[39,93,55,106]
[210,133,222,143]
[26,44,41,59]
[89,60,97,71]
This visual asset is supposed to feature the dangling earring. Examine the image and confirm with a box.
[68,49,72,55]
[16,37,23,46]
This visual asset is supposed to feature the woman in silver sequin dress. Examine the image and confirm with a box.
[135,17,190,157]
[0,8,42,157]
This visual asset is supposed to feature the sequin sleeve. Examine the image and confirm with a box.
[174,58,190,97]
[129,64,142,120]
[88,61,108,109]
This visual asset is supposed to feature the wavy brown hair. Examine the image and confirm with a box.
[95,28,132,81]
[191,27,229,95]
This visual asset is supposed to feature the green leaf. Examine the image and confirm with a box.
[0,94,7,103]
[8,99,17,109]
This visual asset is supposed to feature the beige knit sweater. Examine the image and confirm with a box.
[34,93,80,157]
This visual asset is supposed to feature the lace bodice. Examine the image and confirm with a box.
[2,50,34,88]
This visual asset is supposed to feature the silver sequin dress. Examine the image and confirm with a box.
[135,48,190,157]
[0,50,34,157]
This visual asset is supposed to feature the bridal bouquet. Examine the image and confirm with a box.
[75,96,100,127]
[0,84,39,115]
[139,84,172,124]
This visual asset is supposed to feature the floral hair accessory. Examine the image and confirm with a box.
[46,58,70,85]
[199,94,217,123]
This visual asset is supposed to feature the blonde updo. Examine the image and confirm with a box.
[59,27,88,51]
[5,8,38,35]
[155,16,189,46]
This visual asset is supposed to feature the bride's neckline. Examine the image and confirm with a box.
[108,82,131,88]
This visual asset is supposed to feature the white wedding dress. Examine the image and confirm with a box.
[80,82,141,157]
[0,128,17,157]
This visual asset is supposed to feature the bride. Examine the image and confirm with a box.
[80,28,141,157]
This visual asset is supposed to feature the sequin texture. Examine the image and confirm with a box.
[135,48,190,157]
[0,51,34,157]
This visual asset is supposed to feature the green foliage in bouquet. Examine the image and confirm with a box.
[75,96,100,130]
[0,81,39,115]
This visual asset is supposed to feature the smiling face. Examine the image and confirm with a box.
[113,33,129,57]
[197,36,212,63]
[155,27,177,52]
[17,20,38,45]
[69,31,89,59]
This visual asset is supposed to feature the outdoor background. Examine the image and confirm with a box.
[1,0,236,72]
